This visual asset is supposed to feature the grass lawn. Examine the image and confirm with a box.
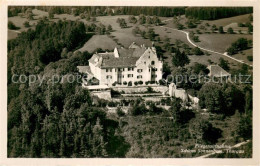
[223,23,248,34]
[8,9,47,40]
[195,34,252,53]
[204,14,252,27]
[232,48,253,65]
[8,30,19,40]
[187,52,241,68]
[77,35,118,53]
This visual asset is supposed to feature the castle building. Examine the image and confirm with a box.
[84,42,163,86]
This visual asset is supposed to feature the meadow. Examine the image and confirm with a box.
[8,9,253,69]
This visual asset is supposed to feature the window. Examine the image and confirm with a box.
[144,62,146,64]
[106,75,112,79]
[106,69,112,72]
[128,67,134,71]
[152,75,157,78]
[137,69,143,73]
[137,75,142,79]
[128,74,133,78]
[151,61,155,65]
[152,68,157,71]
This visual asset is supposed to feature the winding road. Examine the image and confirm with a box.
[161,19,252,67]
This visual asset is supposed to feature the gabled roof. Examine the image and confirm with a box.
[88,46,148,68]
[207,65,230,77]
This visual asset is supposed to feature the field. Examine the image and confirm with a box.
[205,14,252,27]
[195,34,252,53]
[8,10,253,69]
[78,35,117,53]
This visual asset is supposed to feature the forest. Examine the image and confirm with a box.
[9,6,252,20]
[185,7,253,20]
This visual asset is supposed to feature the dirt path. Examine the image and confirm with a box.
[196,139,251,158]
[9,29,21,33]
[161,19,252,67]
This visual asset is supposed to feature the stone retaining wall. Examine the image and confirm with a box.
[112,85,168,94]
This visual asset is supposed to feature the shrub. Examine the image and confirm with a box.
[138,81,143,85]
[116,107,125,117]
[123,81,127,85]
[23,21,30,27]
[112,81,117,86]
[128,81,132,86]
[130,103,148,116]
[247,56,253,61]
[159,79,165,85]
[145,81,149,85]
[150,81,155,84]
[147,86,153,93]
[218,26,224,34]
[8,21,20,30]
[134,81,138,86]
[108,101,117,107]
[193,47,204,55]
[227,27,234,34]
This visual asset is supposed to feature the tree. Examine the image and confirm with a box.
[237,113,252,140]
[107,24,113,32]
[192,47,204,55]
[249,14,253,21]
[117,18,127,28]
[226,46,236,55]
[189,117,222,144]
[227,27,234,34]
[92,118,107,157]
[198,83,226,113]
[218,26,224,33]
[8,21,19,30]
[226,38,249,55]
[172,49,190,67]
[23,21,30,27]
[146,28,156,41]
[247,23,253,34]
[219,58,229,71]
[138,14,146,24]
[192,62,209,75]
[152,16,161,25]
[27,13,34,20]
[177,23,184,30]
[128,15,137,24]
[48,11,54,19]
[211,24,217,32]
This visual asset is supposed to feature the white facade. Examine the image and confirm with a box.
[88,44,163,86]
